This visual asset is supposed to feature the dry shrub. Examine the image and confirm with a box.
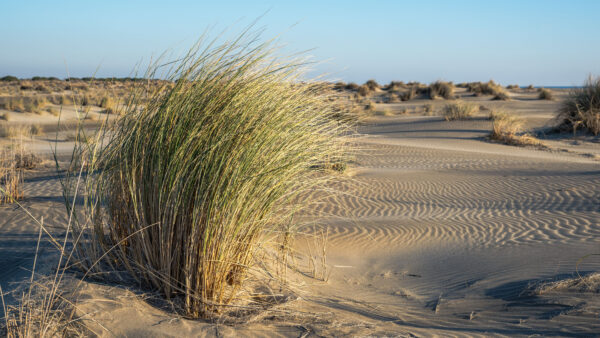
[0,126,31,138]
[557,76,600,135]
[490,112,545,147]
[365,79,380,91]
[0,112,10,121]
[345,82,360,91]
[536,273,600,294]
[492,91,510,101]
[46,107,60,116]
[64,31,350,318]
[357,84,371,96]
[384,81,405,91]
[99,96,115,113]
[1,98,25,112]
[29,124,43,136]
[507,84,520,90]
[538,88,554,100]
[442,101,478,120]
[468,80,509,100]
[429,81,455,99]
[383,91,400,103]
[364,100,376,113]
[400,86,417,101]
[0,146,24,204]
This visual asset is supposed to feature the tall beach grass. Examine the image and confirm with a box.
[557,76,600,135]
[64,31,350,318]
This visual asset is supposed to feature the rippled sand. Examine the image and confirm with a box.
[1,102,599,336]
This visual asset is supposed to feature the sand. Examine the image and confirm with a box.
[1,89,599,336]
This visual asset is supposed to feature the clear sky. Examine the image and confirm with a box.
[1,0,599,85]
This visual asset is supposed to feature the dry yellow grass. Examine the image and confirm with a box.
[558,76,600,135]
[442,101,478,120]
[538,88,554,100]
[0,146,24,204]
[489,112,545,147]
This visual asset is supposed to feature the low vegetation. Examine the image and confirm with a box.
[429,81,455,99]
[557,76,600,135]
[467,80,510,100]
[538,88,554,100]
[64,32,349,318]
[442,101,478,121]
[489,111,544,147]
[0,146,25,204]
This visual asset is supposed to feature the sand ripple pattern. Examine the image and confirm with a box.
[302,140,600,250]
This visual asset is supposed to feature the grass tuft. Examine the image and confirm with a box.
[538,88,554,100]
[429,81,455,99]
[442,101,478,121]
[0,146,24,204]
[557,76,600,135]
[489,112,545,147]
[64,31,350,318]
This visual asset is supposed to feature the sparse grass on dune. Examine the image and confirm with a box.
[467,80,510,100]
[442,101,478,121]
[489,111,545,147]
[365,79,380,91]
[0,146,25,204]
[65,31,350,318]
[428,81,455,100]
[538,88,554,100]
[557,76,600,135]
[400,86,416,101]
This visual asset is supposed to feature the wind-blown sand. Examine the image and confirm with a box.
[1,91,599,336]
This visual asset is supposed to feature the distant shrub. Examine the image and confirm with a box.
[19,83,33,91]
[506,84,519,90]
[46,107,60,116]
[442,101,478,121]
[538,88,554,100]
[492,91,510,101]
[365,79,380,91]
[489,112,545,147]
[383,91,400,103]
[557,76,600,135]
[358,84,371,96]
[333,82,346,91]
[400,87,417,101]
[3,98,25,112]
[345,82,360,91]
[384,81,405,91]
[29,124,43,136]
[467,80,509,100]
[364,100,377,113]
[1,75,19,82]
[526,84,535,90]
[423,103,433,113]
[58,95,72,106]
[429,81,455,99]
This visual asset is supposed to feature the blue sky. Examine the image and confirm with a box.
[1,0,599,85]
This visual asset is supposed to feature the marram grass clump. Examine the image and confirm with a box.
[66,32,350,318]
[557,76,600,135]
[442,101,478,121]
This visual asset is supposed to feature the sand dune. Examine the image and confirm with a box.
[1,99,599,335]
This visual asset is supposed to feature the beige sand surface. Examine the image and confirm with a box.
[1,90,599,336]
